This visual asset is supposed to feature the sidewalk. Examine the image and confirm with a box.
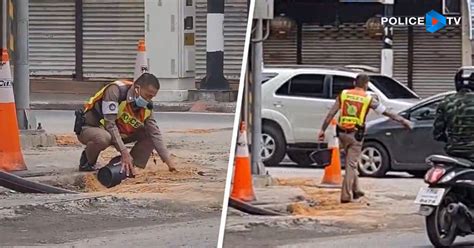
[30,79,236,113]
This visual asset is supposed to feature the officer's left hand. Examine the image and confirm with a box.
[402,119,414,130]
[166,160,178,173]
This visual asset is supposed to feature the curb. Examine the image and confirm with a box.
[31,101,236,113]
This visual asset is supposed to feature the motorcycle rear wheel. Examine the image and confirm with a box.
[426,192,457,247]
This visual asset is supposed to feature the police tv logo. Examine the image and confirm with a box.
[381,10,461,33]
[426,10,446,33]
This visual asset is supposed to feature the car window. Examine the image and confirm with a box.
[331,76,355,98]
[369,75,419,99]
[276,82,289,95]
[288,74,325,98]
[410,100,441,121]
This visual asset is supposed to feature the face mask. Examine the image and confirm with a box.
[134,87,149,108]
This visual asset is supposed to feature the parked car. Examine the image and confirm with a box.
[261,65,421,166]
[360,91,455,177]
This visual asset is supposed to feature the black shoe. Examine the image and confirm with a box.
[353,191,365,200]
[79,150,96,172]
[341,199,351,204]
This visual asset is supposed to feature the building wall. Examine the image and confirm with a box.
[27,0,247,90]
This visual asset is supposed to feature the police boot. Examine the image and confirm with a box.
[353,191,365,200]
[79,150,96,172]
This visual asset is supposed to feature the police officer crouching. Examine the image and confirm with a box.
[74,73,177,176]
[318,73,413,203]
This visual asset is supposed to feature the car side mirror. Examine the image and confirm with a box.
[415,109,432,120]
[400,111,410,119]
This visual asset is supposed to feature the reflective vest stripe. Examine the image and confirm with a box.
[84,80,133,111]
[339,89,372,129]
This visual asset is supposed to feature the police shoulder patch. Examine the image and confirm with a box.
[102,101,119,114]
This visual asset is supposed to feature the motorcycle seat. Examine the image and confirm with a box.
[426,155,474,168]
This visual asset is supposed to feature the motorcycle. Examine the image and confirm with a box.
[415,154,474,247]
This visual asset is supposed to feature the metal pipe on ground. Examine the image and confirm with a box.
[0,171,78,194]
[229,197,282,216]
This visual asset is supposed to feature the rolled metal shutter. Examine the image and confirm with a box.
[301,23,380,68]
[392,27,409,85]
[82,0,144,79]
[412,26,461,98]
[195,0,206,79]
[196,0,248,81]
[263,29,297,65]
[29,0,76,76]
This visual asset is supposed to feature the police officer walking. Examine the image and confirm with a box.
[433,67,474,160]
[74,73,177,176]
[318,73,412,203]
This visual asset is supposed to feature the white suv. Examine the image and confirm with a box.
[261,66,421,166]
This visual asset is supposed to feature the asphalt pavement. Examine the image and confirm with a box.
[32,110,235,134]
[3,110,234,247]
[280,229,474,248]
[224,165,435,247]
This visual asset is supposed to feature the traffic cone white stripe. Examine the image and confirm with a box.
[134,39,148,81]
[0,58,14,103]
[0,86,14,103]
[236,129,250,158]
[327,118,339,149]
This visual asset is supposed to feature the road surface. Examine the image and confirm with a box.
[224,166,444,247]
[32,110,235,134]
[280,229,474,248]
[3,110,234,247]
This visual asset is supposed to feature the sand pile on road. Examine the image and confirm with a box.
[55,134,81,146]
[82,147,200,194]
[276,178,318,187]
[82,165,199,194]
[288,186,370,215]
[275,177,371,217]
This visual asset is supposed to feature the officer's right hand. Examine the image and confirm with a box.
[120,150,135,177]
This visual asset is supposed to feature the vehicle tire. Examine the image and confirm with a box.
[409,171,427,178]
[426,191,457,248]
[261,124,286,166]
[358,141,390,178]
[287,151,313,166]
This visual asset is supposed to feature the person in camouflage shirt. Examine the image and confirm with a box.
[433,67,474,160]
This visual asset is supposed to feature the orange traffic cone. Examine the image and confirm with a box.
[134,39,148,81]
[0,48,26,172]
[320,119,342,186]
[231,122,256,202]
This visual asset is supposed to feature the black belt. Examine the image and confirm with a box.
[336,126,356,134]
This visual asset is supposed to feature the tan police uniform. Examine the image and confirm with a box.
[324,88,387,202]
[77,80,170,168]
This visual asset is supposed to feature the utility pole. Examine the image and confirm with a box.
[250,1,272,175]
[200,0,229,90]
[381,0,394,77]
[251,19,264,175]
[13,0,33,130]
[1,0,6,50]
